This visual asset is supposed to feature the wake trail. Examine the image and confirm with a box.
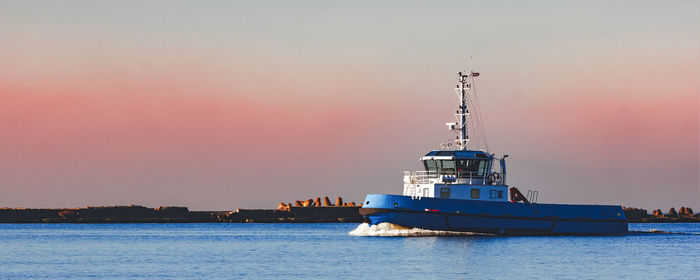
[349,223,700,236]
[628,229,700,235]
[348,223,490,237]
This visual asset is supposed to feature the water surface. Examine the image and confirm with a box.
[1,223,698,279]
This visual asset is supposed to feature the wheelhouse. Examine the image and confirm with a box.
[403,150,509,202]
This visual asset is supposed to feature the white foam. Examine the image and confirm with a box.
[632,229,699,235]
[348,222,488,237]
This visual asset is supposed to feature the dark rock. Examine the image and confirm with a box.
[668,207,678,217]
[622,207,648,219]
[336,197,343,206]
[302,199,313,207]
[323,196,333,206]
[314,197,321,207]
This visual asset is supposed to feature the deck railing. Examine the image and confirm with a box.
[403,171,439,184]
[403,170,490,185]
[526,189,539,203]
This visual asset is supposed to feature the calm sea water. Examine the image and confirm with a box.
[1,223,698,279]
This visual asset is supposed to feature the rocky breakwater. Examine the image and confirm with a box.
[623,206,699,223]
[213,196,363,223]
[0,196,364,223]
[0,205,213,223]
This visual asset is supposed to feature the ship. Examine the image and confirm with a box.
[359,65,628,235]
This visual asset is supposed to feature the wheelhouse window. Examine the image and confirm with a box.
[437,160,455,175]
[456,159,490,178]
[423,159,437,173]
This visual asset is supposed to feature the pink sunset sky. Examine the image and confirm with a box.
[1,1,698,210]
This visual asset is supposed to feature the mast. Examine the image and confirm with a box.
[453,69,479,150]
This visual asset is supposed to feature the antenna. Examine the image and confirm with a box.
[450,64,480,150]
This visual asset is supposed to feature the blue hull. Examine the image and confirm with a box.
[359,194,628,235]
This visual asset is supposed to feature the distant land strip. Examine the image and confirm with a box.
[0,205,364,223]
[0,205,697,223]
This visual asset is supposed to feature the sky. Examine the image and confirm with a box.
[1,1,698,211]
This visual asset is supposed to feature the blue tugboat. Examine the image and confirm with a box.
[359,66,628,235]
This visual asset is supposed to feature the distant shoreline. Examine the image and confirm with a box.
[0,205,364,223]
[1,205,697,224]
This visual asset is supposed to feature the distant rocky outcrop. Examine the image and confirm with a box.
[282,196,360,208]
[679,207,694,216]
[623,206,699,223]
